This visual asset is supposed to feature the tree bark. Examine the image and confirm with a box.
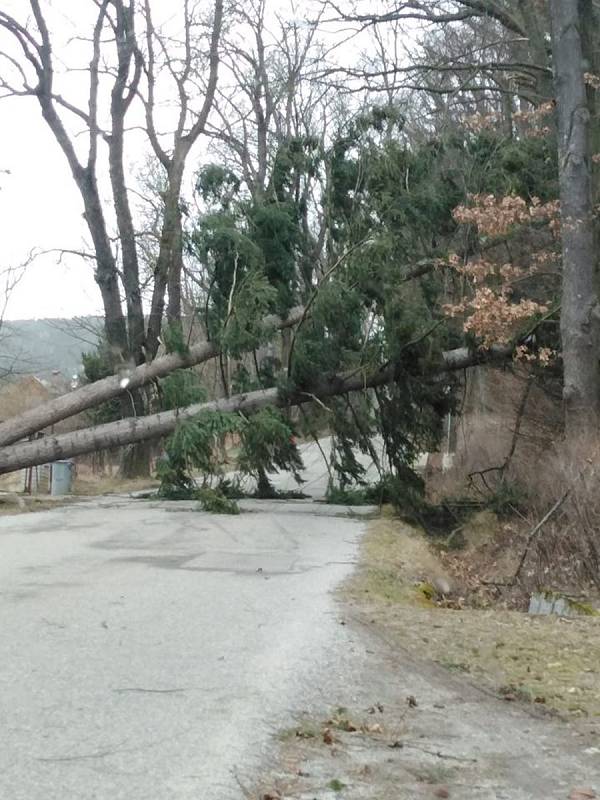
[106,2,150,477]
[146,165,185,357]
[550,0,600,438]
[580,0,600,293]
[108,0,145,364]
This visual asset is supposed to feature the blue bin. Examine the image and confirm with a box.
[51,460,74,496]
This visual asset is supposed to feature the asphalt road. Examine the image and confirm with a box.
[0,496,374,799]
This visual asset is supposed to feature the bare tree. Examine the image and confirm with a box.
[206,0,329,199]
[141,0,224,357]
[0,1,224,366]
[0,2,130,363]
[0,1,224,473]
[322,1,553,111]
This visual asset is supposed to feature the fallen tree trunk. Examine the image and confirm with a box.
[0,261,444,447]
[0,343,511,475]
[0,307,304,448]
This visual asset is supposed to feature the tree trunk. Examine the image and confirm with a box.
[119,438,153,478]
[146,165,185,359]
[0,257,506,448]
[107,3,150,478]
[108,0,145,365]
[117,387,153,478]
[0,345,512,475]
[550,0,600,438]
[516,0,553,101]
[81,183,129,361]
[166,197,184,328]
[0,308,305,448]
[580,0,600,295]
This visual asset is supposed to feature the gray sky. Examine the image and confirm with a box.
[1,100,100,320]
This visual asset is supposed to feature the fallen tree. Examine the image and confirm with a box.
[0,261,441,448]
[0,342,512,474]
[0,307,304,448]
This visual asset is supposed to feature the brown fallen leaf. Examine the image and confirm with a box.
[323,728,334,745]
[569,790,597,800]
[433,786,450,798]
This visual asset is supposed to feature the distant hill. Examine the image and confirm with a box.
[0,317,103,379]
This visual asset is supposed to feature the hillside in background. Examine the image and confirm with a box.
[0,317,102,381]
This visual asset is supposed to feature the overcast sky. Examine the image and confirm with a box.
[0,99,100,320]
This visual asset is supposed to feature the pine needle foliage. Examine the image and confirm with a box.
[219,269,277,357]
[159,369,206,411]
[157,407,303,501]
[156,110,559,511]
[237,408,303,487]
[157,411,242,499]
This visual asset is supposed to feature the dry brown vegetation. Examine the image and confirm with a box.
[428,364,600,598]
[344,515,600,721]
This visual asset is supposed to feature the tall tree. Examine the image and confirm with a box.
[550,0,600,437]
[0,0,224,473]
[141,0,224,357]
[0,2,131,364]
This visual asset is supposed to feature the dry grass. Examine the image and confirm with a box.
[344,514,600,719]
[504,439,600,593]
[427,371,600,594]
[72,474,159,496]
